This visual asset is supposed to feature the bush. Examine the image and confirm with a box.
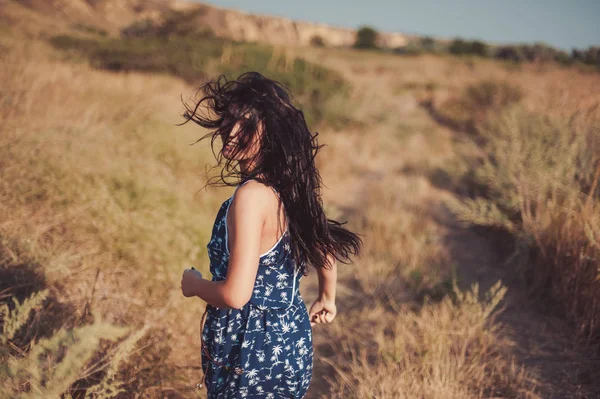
[448,38,489,57]
[310,35,325,47]
[48,34,349,127]
[0,287,137,397]
[583,46,600,66]
[420,36,436,51]
[354,25,379,49]
[570,47,600,68]
[495,45,527,62]
[447,103,600,347]
[469,40,489,56]
[496,43,579,66]
[449,38,470,55]
[554,51,572,65]
[434,79,523,134]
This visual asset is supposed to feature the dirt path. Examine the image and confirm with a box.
[433,195,600,399]
[298,48,600,399]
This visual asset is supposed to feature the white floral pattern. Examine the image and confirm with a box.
[202,184,313,398]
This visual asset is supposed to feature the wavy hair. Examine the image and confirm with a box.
[179,71,362,276]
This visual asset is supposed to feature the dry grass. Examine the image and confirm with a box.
[5,20,598,398]
[303,45,600,397]
[346,50,600,350]
[439,79,600,346]
[1,39,226,396]
[324,283,538,399]
[306,175,538,398]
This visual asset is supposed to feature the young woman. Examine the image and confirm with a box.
[179,72,362,398]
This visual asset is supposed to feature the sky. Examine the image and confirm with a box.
[198,0,599,51]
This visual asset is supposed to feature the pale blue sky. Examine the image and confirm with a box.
[199,0,599,50]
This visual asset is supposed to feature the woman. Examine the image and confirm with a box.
[179,72,362,398]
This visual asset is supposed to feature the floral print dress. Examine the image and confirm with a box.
[202,180,313,398]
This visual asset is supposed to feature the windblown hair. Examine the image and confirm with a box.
[179,71,362,276]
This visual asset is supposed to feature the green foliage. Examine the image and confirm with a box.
[495,42,574,65]
[495,45,527,62]
[580,46,600,66]
[469,40,489,56]
[48,34,349,128]
[554,51,572,65]
[354,25,379,49]
[400,35,595,70]
[448,38,489,57]
[448,38,469,55]
[420,36,436,51]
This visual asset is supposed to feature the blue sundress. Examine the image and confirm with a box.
[201,180,314,398]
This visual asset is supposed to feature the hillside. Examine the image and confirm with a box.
[2,0,409,48]
[0,0,171,33]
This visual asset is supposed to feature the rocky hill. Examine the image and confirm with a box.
[3,0,409,48]
[172,1,409,48]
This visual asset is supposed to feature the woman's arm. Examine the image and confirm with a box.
[316,252,337,302]
[309,252,338,325]
[182,277,229,308]
[218,183,268,308]
[182,182,269,309]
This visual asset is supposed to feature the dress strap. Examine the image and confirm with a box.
[269,186,280,199]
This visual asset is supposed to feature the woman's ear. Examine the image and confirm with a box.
[256,119,265,137]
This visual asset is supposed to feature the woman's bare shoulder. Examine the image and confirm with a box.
[232,180,274,209]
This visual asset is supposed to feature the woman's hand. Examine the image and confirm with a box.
[309,297,337,326]
[181,267,203,298]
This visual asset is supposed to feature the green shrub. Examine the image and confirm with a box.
[448,38,489,57]
[354,25,379,49]
[48,34,349,128]
[570,47,600,68]
[420,36,436,51]
[583,46,600,66]
[449,38,470,55]
[495,45,527,62]
[469,40,489,56]
[495,43,579,66]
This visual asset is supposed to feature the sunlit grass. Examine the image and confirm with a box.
[3,17,598,397]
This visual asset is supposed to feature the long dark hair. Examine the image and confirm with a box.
[179,71,362,276]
